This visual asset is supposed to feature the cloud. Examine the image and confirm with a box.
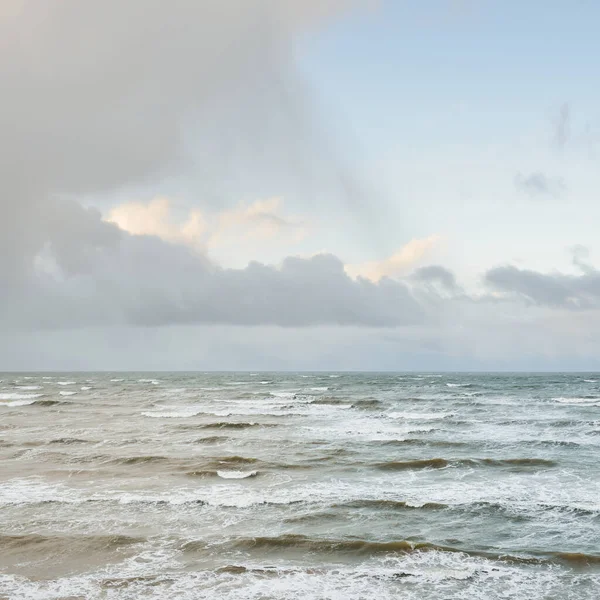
[210,198,308,247]
[411,265,460,293]
[345,236,440,281]
[554,102,570,150]
[514,172,566,198]
[0,199,428,329]
[107,198,207,252]
[107,196,309,265]
[0,0,374,284]
[484,264,600,309]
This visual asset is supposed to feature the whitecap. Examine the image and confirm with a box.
[0,399,38,407]
[554,397,598,405]
[0,392,43,401]
[142,409,202,418]
[216,470,258,479]
[80,386,91,391]
[59,391,77,396]
[270,391,296,398]
[110,379,125,382]
[389,412,450,420]
[57,381,76,386]
[15,385,42,390]
[310,387,329,392]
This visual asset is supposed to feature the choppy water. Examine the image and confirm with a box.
[1,372,600,599]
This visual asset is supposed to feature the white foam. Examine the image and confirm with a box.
[59,391,77,396]
[81,386,91,391]
[0,478,84,505]
[57,381,76,386]
[139,379,160,384]
[142,409,202,418]
[0,392,42,403]
[111,378,125,382]
[0,399,38,407]
[15,385,42,390]
[584,379,597,383]
[388,412,451,420]
[270,391,297,398]
[310,387,329,392]
[554,397,599,405]
[0,552,596,600]
[217,470,258,479]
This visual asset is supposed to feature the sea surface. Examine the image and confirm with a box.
[1,372,599,599]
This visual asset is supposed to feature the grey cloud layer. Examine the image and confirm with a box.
[3,2,597,339]
[2,199,425,329]
[1,0,372,284]
[485,264,600,310]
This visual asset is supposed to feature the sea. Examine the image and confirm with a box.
[1,372,599,599]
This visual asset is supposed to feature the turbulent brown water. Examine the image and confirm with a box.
[1,372,600,599]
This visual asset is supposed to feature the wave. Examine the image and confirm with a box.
[216,470,258,479]
[33,399,65,406]
[193,436,229,444]
[553,396,599,404]
[203,534,600,568]
[107,455,172,466]
[373,457,557,471]
[375,458,449,471]
[0,392,43,401]
[335,499,448,511]
[446,383,472,388]
[388,412,452,420]
[225,534,449,555]
[56,381,76,386]
[14,385,42,390]
[200,421,277,429]
[553,552,600,565]
[0,533,144,556]
[59,391,77,396]
[379,439,472,449]
[142,409,202,418]
[47,438,91,445]
[310,398,352,406]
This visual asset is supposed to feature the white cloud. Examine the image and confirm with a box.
[345,235,441,281]
[107,196,309,265]
[107,198,207,252]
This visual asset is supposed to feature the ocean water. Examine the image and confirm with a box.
[1,372,599,599]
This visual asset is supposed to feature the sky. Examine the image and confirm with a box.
[2,0,600,371]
